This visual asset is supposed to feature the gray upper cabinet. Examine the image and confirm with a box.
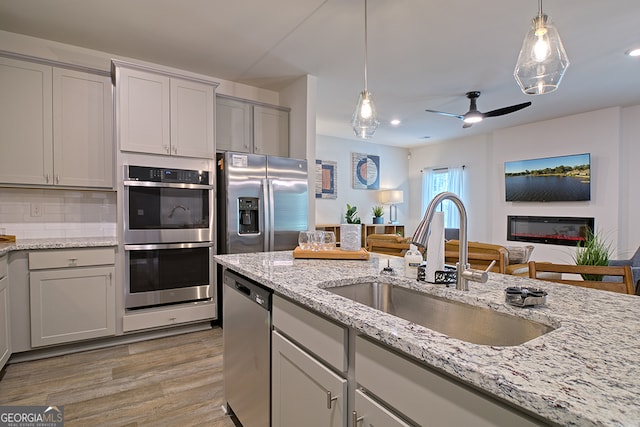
[0,57,113,188]
[216,95,289,157]
[116,64,216,159]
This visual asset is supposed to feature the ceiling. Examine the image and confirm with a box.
[1,0,639,148]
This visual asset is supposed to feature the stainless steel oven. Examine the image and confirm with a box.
[123,165,215,310]
[123,165,213,244]
[124,242,214,309]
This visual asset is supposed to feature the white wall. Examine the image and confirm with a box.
[408,105,640,263]
[315,135,409,225]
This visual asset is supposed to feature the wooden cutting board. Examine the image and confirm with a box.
[293,246,370,260]
[0,235,16,243]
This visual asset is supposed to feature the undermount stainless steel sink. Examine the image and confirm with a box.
[326,282,554,346]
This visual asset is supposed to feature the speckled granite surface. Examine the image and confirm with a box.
[215,251,640,427]
[0,237,117,256]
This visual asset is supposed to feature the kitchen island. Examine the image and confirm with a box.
[214,251,640,427]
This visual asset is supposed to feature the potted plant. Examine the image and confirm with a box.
[573,228,612,280]
[371,205,384,224]
[341,204,362,251]
[345,204,361,224]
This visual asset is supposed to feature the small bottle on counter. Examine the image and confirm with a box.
[404,244,423,279]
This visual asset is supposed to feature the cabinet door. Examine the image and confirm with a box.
[0,57,53,185]
[253,105,289,156]
[0,272,10,369]
[171,78,215,158]
[215,97,252,153]
[30,266,116,347]
[53,68,113,188]
[117,67,170,155]
[354,389,412,427]
[272,331,347,427]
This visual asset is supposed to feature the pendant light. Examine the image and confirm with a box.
[514,0,569,95]
[351,0,379,138]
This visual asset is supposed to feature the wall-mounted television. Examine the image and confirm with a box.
[504,153,591,202]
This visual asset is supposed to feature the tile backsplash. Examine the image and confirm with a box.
[0,188,116,239]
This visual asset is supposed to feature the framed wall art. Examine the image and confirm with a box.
[352,152,380,190]
[315,159,337,199]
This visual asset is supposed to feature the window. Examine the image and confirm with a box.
[421,166,464,228]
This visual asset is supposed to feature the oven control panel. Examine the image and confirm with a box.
[127,165,209,184]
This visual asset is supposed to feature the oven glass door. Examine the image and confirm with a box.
[125,243,213,309]
[125,184,212,244]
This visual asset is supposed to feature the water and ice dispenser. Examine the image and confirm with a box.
[238,197,259,234]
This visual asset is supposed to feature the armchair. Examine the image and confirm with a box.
[608,247,640,295]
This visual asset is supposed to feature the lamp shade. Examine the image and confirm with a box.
[514,13,569,95]
[379,190,404,204]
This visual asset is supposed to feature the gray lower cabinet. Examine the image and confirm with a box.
[272,331,347,427]
[273,295,547,427]
[0,255,10,368]
[353,389,412,427]
[28,248,116,347]
[272,295,348,426]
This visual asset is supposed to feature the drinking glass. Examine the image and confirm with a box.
[322,231,336,250]
[311,230,325,251]
[298,231,312,250]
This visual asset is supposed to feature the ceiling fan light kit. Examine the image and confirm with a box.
[351,0,380,139]
[514,0,570,95]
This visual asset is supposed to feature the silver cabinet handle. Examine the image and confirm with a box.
[56,175,60,184]
[45,174,50,183]
[164,145,170,154]
[326,391,338,409]
[352,411,364,426]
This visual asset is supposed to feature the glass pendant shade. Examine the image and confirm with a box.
[351,89,379,138]
[514,14,570,95]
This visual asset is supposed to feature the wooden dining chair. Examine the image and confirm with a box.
[528,261,635,294]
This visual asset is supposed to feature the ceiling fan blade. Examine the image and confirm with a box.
[483,102,532,118]
[425,109,465,120]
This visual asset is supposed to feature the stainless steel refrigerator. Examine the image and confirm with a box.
[216,152,308,254]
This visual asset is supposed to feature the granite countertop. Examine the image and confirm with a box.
[214,251,640,427]
[0,237,118,256]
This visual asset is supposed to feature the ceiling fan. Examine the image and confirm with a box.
[426,91,532,128]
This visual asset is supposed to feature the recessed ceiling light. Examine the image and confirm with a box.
[390,119,401,126]
[625,47,640,57]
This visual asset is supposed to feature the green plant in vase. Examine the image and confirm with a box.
[573,228,612,280]
[371,205,384,224]
[345,204,361,224]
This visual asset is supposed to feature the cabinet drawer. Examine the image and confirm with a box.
[273,295,347,372]
[122,302,216,332]
[0,255,7,279]
[29,247,115,270]
[355,336,544,426]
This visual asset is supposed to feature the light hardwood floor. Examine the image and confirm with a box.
[0,328,237,427]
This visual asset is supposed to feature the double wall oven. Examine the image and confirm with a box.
[123,165,214,310]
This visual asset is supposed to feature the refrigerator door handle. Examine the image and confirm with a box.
[267,178,275,250]
[262,178,270,252]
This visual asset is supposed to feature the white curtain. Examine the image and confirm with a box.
[421,166,464,228]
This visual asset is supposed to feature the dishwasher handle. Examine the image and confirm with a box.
[224,270,272,311]
[235,282,251,296]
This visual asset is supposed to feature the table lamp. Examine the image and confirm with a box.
[379,190,404,224]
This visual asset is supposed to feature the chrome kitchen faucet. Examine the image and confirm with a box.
[412,192,489,290]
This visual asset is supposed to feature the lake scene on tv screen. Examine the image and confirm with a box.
[505,153,590,202]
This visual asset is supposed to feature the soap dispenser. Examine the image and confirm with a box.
[404,244,422,279]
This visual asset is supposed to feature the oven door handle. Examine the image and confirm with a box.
[123,180,213,190]
[124,242,214,251]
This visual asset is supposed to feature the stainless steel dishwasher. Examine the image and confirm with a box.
[223,269,272,427]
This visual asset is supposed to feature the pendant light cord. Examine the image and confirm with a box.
[363,0,369,91]
[537,0,543,18]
